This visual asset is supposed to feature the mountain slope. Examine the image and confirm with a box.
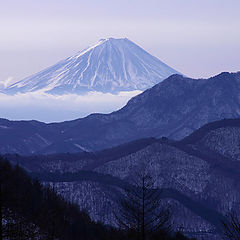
[3,38,179,94]
[0,72,240,155]
[6,119,240,239]
[0,157,128,240]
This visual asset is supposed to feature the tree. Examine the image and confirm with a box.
[0,166,2,240]
[0,157,122,240]
[0,157,8,240]
[115,171,171,240]
[222,211,240,240]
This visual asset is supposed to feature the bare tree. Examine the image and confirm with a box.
[115,171,171,240]
[222,211,240,240]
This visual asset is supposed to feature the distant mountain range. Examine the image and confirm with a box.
[2,35,240,240]
[6,118,240,240]
[3,38,179,94]
[0,71,240,155]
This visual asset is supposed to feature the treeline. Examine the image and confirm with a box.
[0,157,194,240]
[4,137,158,173]
[180,118,240,145]
[0,157,122,240]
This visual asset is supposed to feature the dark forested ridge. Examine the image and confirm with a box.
[1,71,240,155]
[5,118,240,239]
[0,157,195,240]
[0,157,123,240]
[4,137,160,173]
[180,118,240,145]
[5,118,240,175]
[29,170,226,233]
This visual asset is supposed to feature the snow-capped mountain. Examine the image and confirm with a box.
[3,38,179,94]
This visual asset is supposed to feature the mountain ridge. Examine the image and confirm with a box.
[0,71,240,155]
[6,118,240,239]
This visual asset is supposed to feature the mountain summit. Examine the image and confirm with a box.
[4,38,179,94]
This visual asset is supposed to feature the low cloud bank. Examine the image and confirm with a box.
[0,90,141,123]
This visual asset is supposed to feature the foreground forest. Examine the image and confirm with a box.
[0,157,196,240]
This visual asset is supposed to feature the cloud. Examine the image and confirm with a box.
[0,91,141,123]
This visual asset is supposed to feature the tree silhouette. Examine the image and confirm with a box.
[0,167,2,240]
[115,171,171,240]
[222,211,240,240]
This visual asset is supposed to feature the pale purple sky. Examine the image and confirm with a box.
[1,0,240,85]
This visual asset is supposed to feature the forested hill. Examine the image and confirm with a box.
[1,72,240,155]
[0,157,122,240]
[0,157,193,240]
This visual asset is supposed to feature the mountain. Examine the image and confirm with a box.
[6,119,240,239]
[0,71,240,155]
[3,38,179,94]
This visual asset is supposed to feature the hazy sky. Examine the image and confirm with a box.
[1,0,240,84]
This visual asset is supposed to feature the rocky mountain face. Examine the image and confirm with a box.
[6,119,240,240]
[0,71,240,155]
[3,38,179,94]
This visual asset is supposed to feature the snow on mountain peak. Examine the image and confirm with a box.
[4,38,180,95]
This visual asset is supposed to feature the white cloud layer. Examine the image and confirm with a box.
[0,91,141,123]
